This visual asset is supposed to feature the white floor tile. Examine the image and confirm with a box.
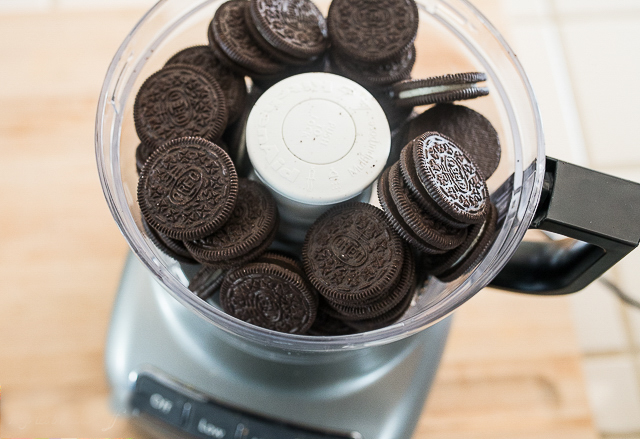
[501,0,551,19]
[616,247,640,304]
[583,355,640,433]
[627,306,640,349]
[555,0,640,15]
[0,0,51,12]
[508,20,588,164]
[570,280,629,354]
[560,17,640,169]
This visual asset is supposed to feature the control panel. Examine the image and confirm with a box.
[130,371,361,439]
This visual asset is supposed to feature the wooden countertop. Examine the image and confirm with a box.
[0,4,597,438]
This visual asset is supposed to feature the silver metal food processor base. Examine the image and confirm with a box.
[105,254,451,439]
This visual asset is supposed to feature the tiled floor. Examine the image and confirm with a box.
[502,0,640,437]
[3,0,640,436]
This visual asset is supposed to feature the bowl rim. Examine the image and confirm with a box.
[95,0,546,353]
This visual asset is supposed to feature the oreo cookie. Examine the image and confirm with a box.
[324,242,416,321]
[412,132,488,224]
[185,179,278,265]
[133,64,228,151]
[248,0,328,62]
[421,201,497,282]
[407,103,501,178]
[398,142,468,228]
[344,281,415,332]
[377,167,448,255]
[220,261,319,334]
[307,303,357,336]
[392,72,489,107]
[202,213,279,271]
[388,163,468,251]
[137,137,238,240]
[303,202,405,305]
[329,44,416,89]
[141,218,196,264]
[209,0,286,77]
[136,142,150,175]
[257,251,304,276]
[188,265,228,300]
[327,0,419,64]
[166,45,248,124]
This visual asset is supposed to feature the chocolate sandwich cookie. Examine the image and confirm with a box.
[133,64,228,150]
[388,163,468,251]
[398,142,468,228]
[141,218,196,264]
[329,44,416,89]
[257,252,304,276]
[244,6,314,66]
[327,0,419,64]
[138,137,238,240]
[185,179,278,264]
[413,132,488,224]
[303,202,405,306]
[210,0,286,77]
[307,303,357,336]
[325,242,416,321]
[248,0,327,61]
[203,218,280,270]
[344,274,416,332]
[392,72,489,107]
[166,46,248,124]
[220,261,318,334]
[188,265,228,300]
[407,103,501,178]
[421,201,497,282]
[377,167,447,255]
[250,52,328,89]
[136,143,150,175]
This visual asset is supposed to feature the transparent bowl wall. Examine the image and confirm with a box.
[96,0,545,353]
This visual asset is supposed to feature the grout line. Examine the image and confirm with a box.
[584,349,640,360]
[546,0,592,166]
[618,300,640,402]
[556,10,640,22]
[602,433,640,439]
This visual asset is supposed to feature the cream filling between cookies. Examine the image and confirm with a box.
[398,83,477,100]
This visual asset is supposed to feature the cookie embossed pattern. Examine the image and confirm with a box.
[415,133,488,224]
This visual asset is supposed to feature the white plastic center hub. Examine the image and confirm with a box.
[246,73,390,205]
[282,99,356,165]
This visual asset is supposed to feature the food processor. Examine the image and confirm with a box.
[95,0,640,438]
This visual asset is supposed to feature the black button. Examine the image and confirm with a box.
[131,375,188,428]
[186,399,243,439]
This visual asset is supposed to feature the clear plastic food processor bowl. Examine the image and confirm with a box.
[95,0,545,353]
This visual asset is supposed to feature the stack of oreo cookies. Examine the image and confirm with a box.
[131,0,505,335]
[208,0,329,88]
[220,252,319,334]
[137,137,280,294]
[378,132,497,282]
[133,60,233,174]
[326,0,419,130]
[302,203,417,332]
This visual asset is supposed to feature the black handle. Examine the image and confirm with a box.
[490,157,640,295]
